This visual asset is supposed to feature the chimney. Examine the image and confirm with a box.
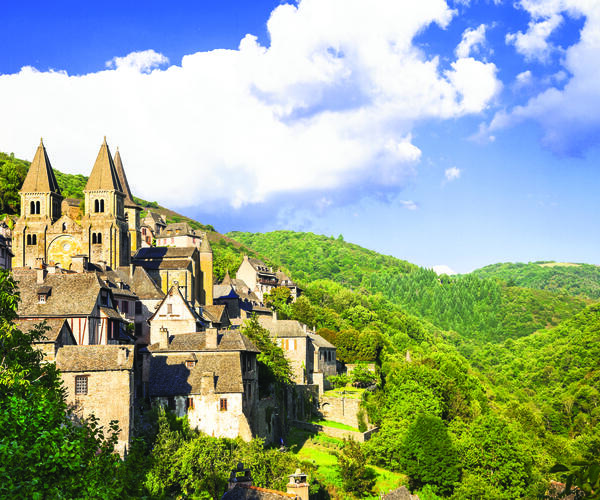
[205,328,218,350]
[117,347,128,366]
[228,463,253,491]
[200,371,215,394]
[159,326,169,350]
[287,469,309,500]
[36,266,47,285]
[129,263,135,278]
[98,260,107,271]
[303,324,307,333]
[35,257,45,270]
[71,255,88,273]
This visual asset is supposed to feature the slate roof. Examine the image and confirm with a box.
[85,138,123,192]
[158,222,197,237]
[99,269,138,299]
[148,284,201,322]
[15,317,72,343]
[214,284,237,300]
[222,485,296,500]
[20,139,61,194]
[308,333,335,349]
[63,198,81,206]
[148,351,244,396]
[202,304,227,323]
[56,345,134,371]
[115,266,165,300]
[133,246,197,260]
[113,149,139,208]
[257,318,307,338]
[145,211,166,225]
[147,330,259,353]
[248,258,275,275]
[138,259,193,271]
[14,269,107,317]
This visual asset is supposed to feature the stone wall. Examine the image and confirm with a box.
[61,369,134,455]
[290,421,378,443]
[319,394,367,430]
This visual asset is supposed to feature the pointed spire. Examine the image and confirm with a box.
[222,269,232,285]
[200,232,212,253]
[20,140,61,194]
[113,148,139,208]
[85,138,123,192]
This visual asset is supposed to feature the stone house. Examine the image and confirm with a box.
[16,317,76,362]
[155,222,203,248]
[14,266,133,345]
[214,271,271,320]
[308,333,337,392]
[148,283,205,345]
[275,271,301,302]
[144,328,259,440]
[0,232,13,270]
[140,211,167,247]
[236,256,279,303]
[133,245,213,307]
[12,139,136,271]
[56,345,135,455]
[200,304,231,329]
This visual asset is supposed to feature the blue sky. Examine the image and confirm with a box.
[1,0,599,273]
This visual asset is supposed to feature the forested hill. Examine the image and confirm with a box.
[229,230,590,343]
[472,261,600,299]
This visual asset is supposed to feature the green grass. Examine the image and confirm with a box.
[323,386,365,399]
[288,427,405,499]
[309,419,360,432]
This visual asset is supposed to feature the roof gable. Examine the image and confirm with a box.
[149,284,199,322]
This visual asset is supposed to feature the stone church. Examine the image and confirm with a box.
[12,138,140,271]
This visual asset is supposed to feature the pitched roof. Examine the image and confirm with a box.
[20,139,61,194]
[148,351,244,396]
[112,149,139,208]
[85,138,123,192]
[201,304,227,323]
[158,222,197,237]
[149,284,200,322]
[133,246,197,260]
[115,266,165,300]
[248,257,274,274]
[15,317,73,343]
[147,330,259,353]
[222,270,233,285]
[257,318,308,338]
[213,284,237,300]
[14,269,108,317]
[56,345,134,371]
[308,333,335,349]
[145,211,166,225]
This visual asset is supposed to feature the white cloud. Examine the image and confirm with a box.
[506,13,563,62]
[515,70,533,88]
[0,0,501,211]
[432,264,457,275]
[106,49,169,73]
[444,166,461,181]
[456,24,487,58]
[491,1,600,156]
[400,200,418,210]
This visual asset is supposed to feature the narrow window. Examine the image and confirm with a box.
[62,223,67,232]
[94,199,99,213]
[186,360,195,369]
[97,233,102,244]
[32,234,37,245]
[122,301,129,314]
[100,199,105,212]
[187,397,194,410]
[26,234,31,245]
[30,201,35,214]
[167,303,173,314]
[75,375,88,395]
[135,301,142,314]
[92,233,97,244]
[38,294,46,304]
[36,201,40,214]
[219,398,228,411]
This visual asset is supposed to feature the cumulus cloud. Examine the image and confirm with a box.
[0,0,501,211]
[506,13,563,62]
[515,70,534,88]
[491,1,600,156]
[400,200,418,210]
[456,24,487,58]
[444,166,461,181]
[106,49,169,72]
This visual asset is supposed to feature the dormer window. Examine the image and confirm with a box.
[37,286,51,303]
[38,294,46,304]
[100,290,109,307]
[186,360,196,369]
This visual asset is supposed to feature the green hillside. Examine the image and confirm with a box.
[229,231,589,343]
[472,261,600,299]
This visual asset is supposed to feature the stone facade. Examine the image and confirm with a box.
[56,345,135,455]
[12,139,137,271]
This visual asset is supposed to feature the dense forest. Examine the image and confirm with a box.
[2,152,599,498]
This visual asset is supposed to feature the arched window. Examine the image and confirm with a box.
[35,201,40,214]
[97,232,102,244]
[62,223,67,232]
[27,234,37,245]
[30,201,35,214]
[100,199,105,212]
[92,232,102,244]
[92,233,96,244]
[26,234,31,245]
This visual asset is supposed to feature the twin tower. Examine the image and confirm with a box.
[13,138,141,270]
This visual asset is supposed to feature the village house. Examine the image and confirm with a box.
[56,345,135,455]
[155,222,204,249]
[140,211,166,247]
[13,265,133,345]
[0,231,13,270]
[132,243,213,308]
[143,328,259,440]
[16,317,76,362]
[222,464,309,500]
[236,256,301,303]
[214,271,272,320]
